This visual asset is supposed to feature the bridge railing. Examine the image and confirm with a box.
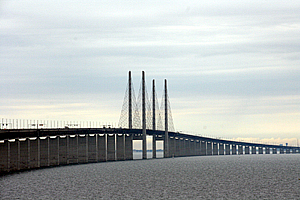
[1,118,116,130]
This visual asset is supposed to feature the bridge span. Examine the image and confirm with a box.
[1,71,299,175]
[1,127,299,175]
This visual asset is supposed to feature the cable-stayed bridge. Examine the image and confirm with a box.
[1,71,299,175]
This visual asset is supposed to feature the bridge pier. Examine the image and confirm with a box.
[286,149,290,154]
[68,135,78,164]
[125,134,133,160]
[292,148,297,154]
[225,144,230,155]
[20,138,29,170]
[200,141,206,156]
[0,140,9,173]
[238,145,243,155]
[40,137,49,167]
[252,146,256,154]
[219,143,224,155]
[78,135,88,163]
[265,147,270,154]
[49,136,59,166]
[213,143,218,155]
[169,136,175,157]
[29,137,40,168]
[98,134,107,161]
[88,134,97,162]
[245,146,249,154]
[117,134,125,161]
[258,147,263,154]
[207,142,212,155]
[272,148,277,154]
[195,140,201,156]
[107,134,116,161]
[232,145,236,155]
[59,136,68,165]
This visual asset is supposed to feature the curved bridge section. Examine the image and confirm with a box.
[1,128,299,175]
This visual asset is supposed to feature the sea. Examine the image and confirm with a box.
[1,154,300,199]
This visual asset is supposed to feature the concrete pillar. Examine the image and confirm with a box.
[207,142,212,155]
[225,144,230,155]
[280,148,284,154]
[40,137,49,167]
[125,134,133,160]
[292,148,296,154]
[68,135,78,164]
[258,147,263,154]
[245,146,249,154]
[49,136,59,166]
[175,138,180,157]
[169,137,175,157]
[252,146,256,154]
[286,149,290,154]
[116,134,125,161]
[232,145,237,155]
[265,147,270,154]
[0,140,9,173]
[29,137,40,168]
[59,136,68,165]
[273,148,277,154]
[107,134,116,161]
[88,134,97,162]
[200,141,206,156]
[98,134,107,161]
[152,134,156,159]
[142,71,147,159]
[213,143,218,155]
[219,143,224,155]
[19,138,29,170]
[9,139,19,171]
[238,145,243,155]
[179,138,184,156]
[195,140,201,155]
[78,134,88,163]
[190,140,196,156]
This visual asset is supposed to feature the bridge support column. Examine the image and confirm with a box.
[225,144,230,155]
[169,136,175,157]
[200,141,206,155]
[59,136,68,165]
[174,137,180,157]
[184,139,189,156]
[252,146,256,154]
[20,138,29,170]
[213,143,218,155]
[107,134,116,161]
[195,140,201,155]
[179,138,184,156]
[265,147,270,154]
[40,137,49,167]
[98,134,107,161]
[286,149,290,154]
[292,148,297,154]
[125,134,133,160]
[88,134,97,162]
[117,134,125,161]
[49,136,59,166]
[232,145,236,155]
[0,140,9,173]
[238,145,243,155]
[78,134,88,163]
[258,147,263,154]
[207,142,212,155]
[68,135,78,164]
[191,140,196,156]
[280,148,284,154]
[29,137,40,168]
[9,139,19,171]
[245,146,249,154]
[272,148,277,154]
[219,143,224,155]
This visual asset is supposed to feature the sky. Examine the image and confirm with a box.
[1,0,300,146]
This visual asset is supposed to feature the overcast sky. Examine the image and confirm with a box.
[1,1,299,145]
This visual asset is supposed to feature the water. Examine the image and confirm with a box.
[1,154,300,199]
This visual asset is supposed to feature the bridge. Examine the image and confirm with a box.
[1,71,299,175]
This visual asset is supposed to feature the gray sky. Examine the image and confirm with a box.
[1,0,300,145]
